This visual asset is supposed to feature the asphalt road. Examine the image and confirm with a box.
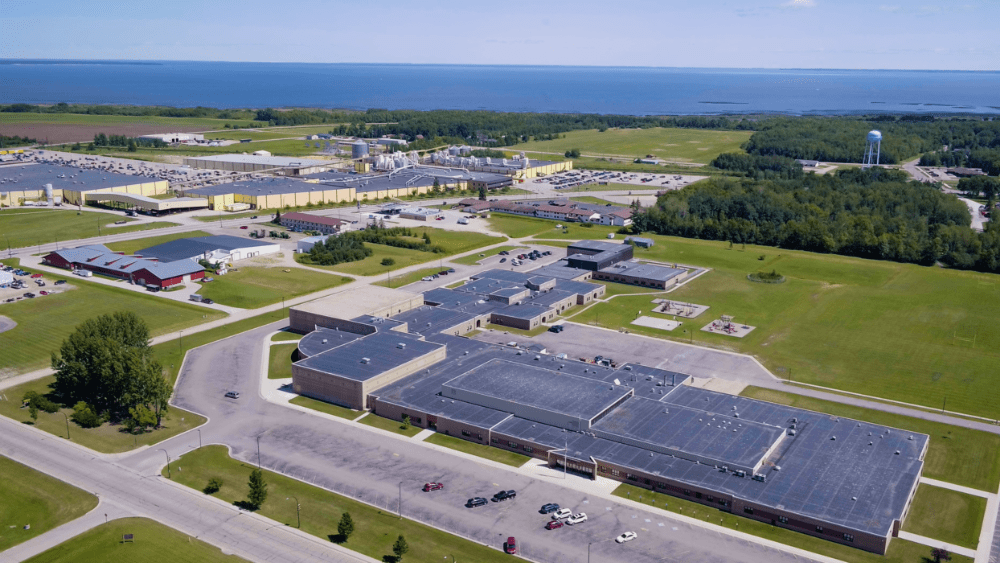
[118,321,809,563]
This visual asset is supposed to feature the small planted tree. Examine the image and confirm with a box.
[247,469,268,510]
[204,477,223,495]
[337,512,355,542]
[381,257,395,266]
[931,548,952,563]
[392,535,409,562]
[401,414,411,430]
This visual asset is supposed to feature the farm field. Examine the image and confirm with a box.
[518,127,751,164]
[23,518,246,563]
[196,266,352,309]
[0,456,98,553]
[105,229,213,255]
[544,227,1000,421]
[0,273,225,375]
[0,112,265,144]
[741,387,1000,492]
[611,483,972,563]
[300,227,504,277]
[1,208,178,249]
[0,376,206,453]
[167,446,518,563]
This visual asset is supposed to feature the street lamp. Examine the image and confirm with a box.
[398,480,404,519]
[159,448,171,479]
[61,412,71,440]
[256,434,262,469]
[286,496,301,528]
[196,428,202,449]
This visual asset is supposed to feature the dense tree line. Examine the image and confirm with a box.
[92,133,167,149]
[50,312,171,430]
[631,168,1000,271]
[920,149,1000,176]
[304,234,372,266]
[957,176,1000,199]
[304,226,442,266]
[0,134,36,146]
[743,116,1000,164]
[710,153,804,180]
[1,102,259,121]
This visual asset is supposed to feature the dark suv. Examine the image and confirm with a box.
[492,490,516,502]
[466,497,488,508]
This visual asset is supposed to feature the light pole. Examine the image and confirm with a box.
[196,428,202,449]
[61,412,71,440]
[398,480,404,519]
[286,496,301,528]
[179,330,183,352]
[159,448,171,479]
[256,434,262,469]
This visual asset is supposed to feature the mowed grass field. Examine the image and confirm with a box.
[549,227,1000,421]
[1,209,178,249]
[168,446,516,563]
[517,127,752,164]
[267,343,296,379]
[741,387,1000,492]
[106,229,212,255]
[424,432,530,467]
[901,483,986,549]
[301,227,504,277]
[197,267,352,308]
[0,273,225,374]
[0,456,98,553]
[23,517,247,563]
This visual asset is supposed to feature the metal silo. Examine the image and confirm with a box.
[352,140,369,159]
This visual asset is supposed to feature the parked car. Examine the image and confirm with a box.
[38,290,49,296]
[492,490,516,502]
[539,503,560,514]
[466,497,488,508]
[422,482,444,492]
[545,520,564,530]
[422,276,433,282]
[224,391,240,399]
[615,531,637,544]
[30,273,42,278]
[240,225,249,229]
[55,280,67,285]
[504,537,517,555]
[202,298,215,305]
[552,508,572,520]
[447,268,455,274]
[499,258,506,263]
[548,325,564,333]
[566,513,588,525]
[23,293,36,298]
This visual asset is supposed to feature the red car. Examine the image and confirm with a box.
[38,290,49,296]
[422,482,444,492]
[544,520,563,530]
[504,537,517,555]
[30,273,42,278]
[240,225,249,229]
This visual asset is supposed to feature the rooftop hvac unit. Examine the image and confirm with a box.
[397,343,406,349]
[360,357,371,364]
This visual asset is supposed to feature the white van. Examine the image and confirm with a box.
[190,294,203,302]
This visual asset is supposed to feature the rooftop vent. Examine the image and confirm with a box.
[360,357,371,364]
[831,436,836,441]
[397,342,406,349]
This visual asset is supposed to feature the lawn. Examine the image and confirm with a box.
[611,483,972,563]
[192,211,267,222]
[450,245,522,266]
[23,517,247,563]
[152,307,289,386]
[483,322,551,337]
[901,483,985,549]
[485,215,564,238]
[267,343,297,379]
[741,387,1000,492]
[532,223,1000,423]
[0,209,178,249]
[0,376,205,454]
[0,456,98,553]
[374,267,447,288]
[357,413,423,437]
[289,396,361,420]
[167,446,516,563]
[105,229,213,255]
[424,433,530,467]
[196,267,352,309]
[570,196,617,205]
[518,128,752,164]
[0,274,225,375]
[300,227,504,277]
[271,330,301,342]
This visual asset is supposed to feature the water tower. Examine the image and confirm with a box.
[863,130,882,168]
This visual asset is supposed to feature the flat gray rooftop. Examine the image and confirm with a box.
[443,359,633,423]
[297,327,364,358]
[295,331,442,382]
[0,162,160,192]
[599,260,686,282]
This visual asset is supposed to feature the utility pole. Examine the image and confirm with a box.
[287,496,301,528]
[398,481,403,519]
[179,330,183,352]
[159,449,171,479]
[196,428,202,449]
[61,412,71,440]
[256,435,262,469]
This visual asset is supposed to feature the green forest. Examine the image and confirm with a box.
[632,168,1000,272]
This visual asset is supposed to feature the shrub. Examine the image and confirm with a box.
[381,258,395,266]
[204,477,224,494]
[23,390,60,413]
[71,401,102,428]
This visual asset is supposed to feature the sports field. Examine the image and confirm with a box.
[105,229,212,255]
[518,128,751,164]
[196,267,352,309]
[1,209,178,249]
[168,446,516,563]
[0,273,225,375]
[543,228,1000,421]
[0,456,98,553]
[23,517,246,563]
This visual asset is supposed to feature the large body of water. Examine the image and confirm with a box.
[2,60,998,116]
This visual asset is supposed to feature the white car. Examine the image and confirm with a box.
[566,513,588,525]
[552,508,572,520]
[615,531,637,544]
[422,276,433,282]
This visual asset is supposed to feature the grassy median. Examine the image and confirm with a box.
[424,433,530,467]
[166,446,514,563]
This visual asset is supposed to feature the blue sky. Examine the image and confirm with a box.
[2,0,997,70]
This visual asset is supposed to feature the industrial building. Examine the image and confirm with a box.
[398,207,440,221]
[139,133,205,143]
[593,260,686,289]
[0,162,169,208]
[428,150,573,179]
[566,240,635,271]
[286,283,927,554]
[43,244,204,288]
[459,199,633,226]
[279,212,347,234]
[182,154,333,176]
[134,235,279,265]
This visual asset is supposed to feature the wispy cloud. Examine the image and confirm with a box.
[782,0,817,7]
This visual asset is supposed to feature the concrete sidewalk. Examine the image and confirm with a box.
[2,500,134,563]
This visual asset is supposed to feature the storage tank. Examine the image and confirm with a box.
[352,141,369,159]
[44,183,53,204]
